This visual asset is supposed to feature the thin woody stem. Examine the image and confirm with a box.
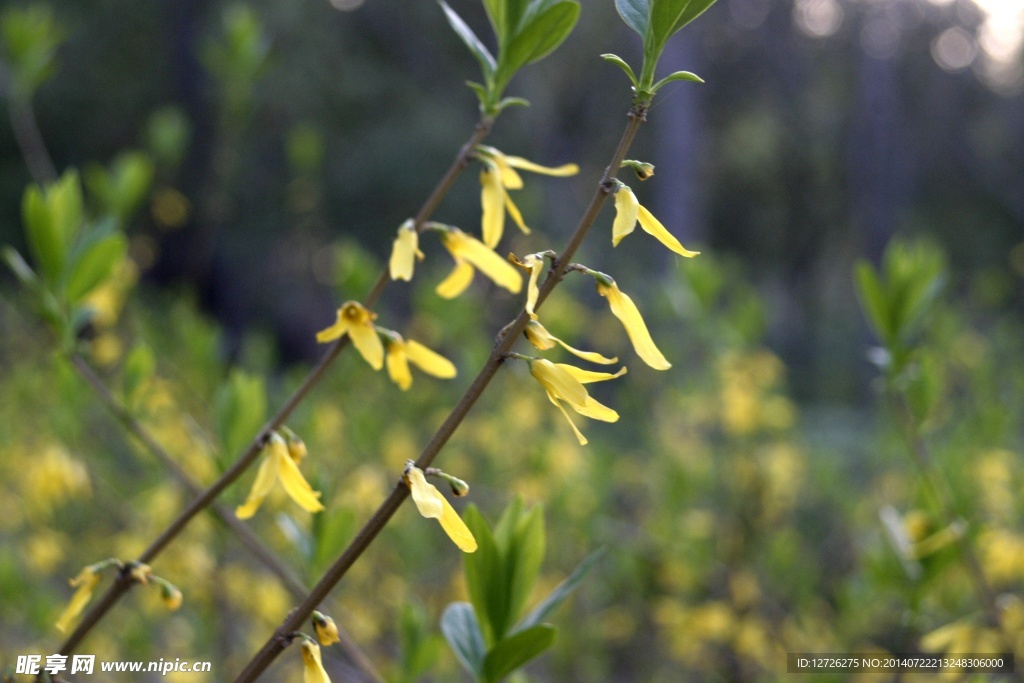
[8,98,58,184]
[53,117,495,659]
[66,354,384,683]
[235,104,647,682]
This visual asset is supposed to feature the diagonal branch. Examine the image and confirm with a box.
[234,103,647,682]
[67,353,384,682]
[53,116,496,659]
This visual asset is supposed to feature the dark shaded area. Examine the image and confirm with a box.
[1,0,1021,394]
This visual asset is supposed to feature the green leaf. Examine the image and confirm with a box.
[214,370,267,467]
[482,624,556,683]
[22,185,64,283]
[122,343,155,407]
[854,261,892,347]
[506,503,545,630]
[516,548,604,631]
[494,96,531,112]
[615,0,649,38]
[441,602,486,678]
[440,1,496,79]
[64,234,127,304]
[3,246,39,289]
[463,505,505,646]
[601,53,638,87]
[650,69,703,92]
[497,0,579,89]
[48,170,84,247]
[650,0,719,48]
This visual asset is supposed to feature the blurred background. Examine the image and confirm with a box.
[2,0,1023,680]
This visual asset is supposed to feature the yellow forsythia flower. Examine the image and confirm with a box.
[383,333,457,391]
[301,640,332,683]
[236,433,324,519]
[477,146,578,248]
[316,301,384,370]
[436,228,522,299]
[612,185,699,257]
[55,565,102,633]
[511,252,546,318]
[528,358,623,445]
[389,219,423,282]
[313,611,341,646]
[524,319,617,365]
[595,276,672,370]
[405,465,477,553]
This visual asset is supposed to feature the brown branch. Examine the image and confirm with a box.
[52,116,495,660]
[66,354,384,682]
[234,104,647,682]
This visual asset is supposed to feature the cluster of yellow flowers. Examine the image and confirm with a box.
[55,559,181,635]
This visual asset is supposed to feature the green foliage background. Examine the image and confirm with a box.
[2,0,1023,681]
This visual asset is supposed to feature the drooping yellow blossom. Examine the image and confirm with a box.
[313,611,341,646]
[315,301,384,370]
[511,252,546,318]
[389,219,423,282]
[524,319,618,365]
[436,228,522,299]
[595,276,671,370]
[236,433,324,519]
[612,185,699,257]
[55,565,102,633]
[383,332,457,391]
[477,146,579,248]
[301,640,332,683]
[404,465,477,553]
[528,358,622,445]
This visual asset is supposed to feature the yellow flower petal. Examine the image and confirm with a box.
[316,301,381,370]
[556,364,627,383]
[276,440,325,514]
[438,494,478,552]
[389,220,420,281]
[524,255,544,318]
[481,166,505,248]
[488,150,524,189]
[385,342,414,391]
[407,466,444,519]
[55,567,101,633]
[504,191,530,236]
[442,230,522,295]
[315,313,350,344]
[597,280,672,370]
[405,340,457,379]
[524,320,618,365]
[436,260,476,299]
[571,396,620,423]
[406,466,477,552]
[236,443,284,519]
[301,640,332,683]
[546,391,588,445]
[346,318,384,371]
[530,358,588,407]
[636,205,699,257]
[504,156,579,177]
[612,186,639,247]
